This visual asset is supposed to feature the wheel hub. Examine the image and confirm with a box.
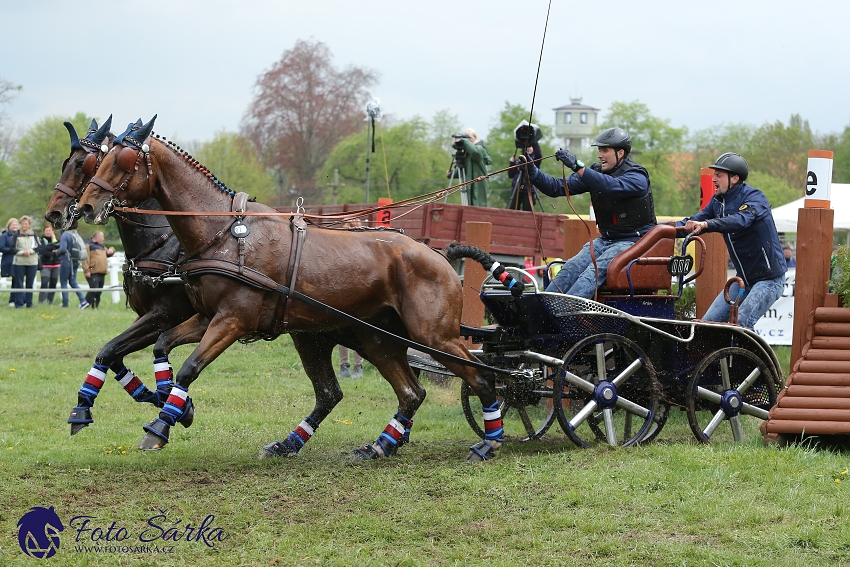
[720,389,743,417]
[594,381,618,409]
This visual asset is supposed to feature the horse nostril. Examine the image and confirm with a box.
[79,203,94,216]
[45,211,59,223]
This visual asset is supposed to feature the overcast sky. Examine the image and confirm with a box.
[2,0,849,145]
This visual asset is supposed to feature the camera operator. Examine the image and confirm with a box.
[516,127,656,298]
[447,128,492,207]
[508,142,542,211]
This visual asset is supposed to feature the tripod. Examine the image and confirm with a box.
[445,154,468,205]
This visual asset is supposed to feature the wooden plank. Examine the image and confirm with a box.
[764,420,850,435]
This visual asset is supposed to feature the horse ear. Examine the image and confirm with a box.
[91,115,112,144]
[88,118,98,134]
[64,122,82,151]
[114,120,140,146]
[135,114,157,142]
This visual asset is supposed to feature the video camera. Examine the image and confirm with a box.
[514,120,543,149]
[451,133,471,151]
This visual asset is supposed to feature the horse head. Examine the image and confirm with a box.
[79,115,157,225]
[44,115,115,229]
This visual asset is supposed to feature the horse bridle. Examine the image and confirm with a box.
[54,142,111,218]
[87,138,154,215]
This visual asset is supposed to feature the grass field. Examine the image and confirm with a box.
[1,299,849,566]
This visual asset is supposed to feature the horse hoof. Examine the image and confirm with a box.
[351,444,383,462]
[466,440,498,462]
[138,433,167,451]
[258,441,298,459]
[178,402,194,428]
[70,422,90,436]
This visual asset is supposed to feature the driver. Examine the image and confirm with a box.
[516,127,656,297]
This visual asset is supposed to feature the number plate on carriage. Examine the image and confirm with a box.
[667,255,693,276]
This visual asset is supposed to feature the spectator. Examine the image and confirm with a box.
[337,347,363,378]
[1,217,20,307]
[783,246,796,268]
[58,228,89,309]
[677,152,786,330]
[37,225,61,305]
[508,142,542,211]
[517,127,656,298]
[450,128,492,207]
[12,215,39,308]
[81,230,115,309]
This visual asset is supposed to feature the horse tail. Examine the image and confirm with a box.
[443,243,524,297]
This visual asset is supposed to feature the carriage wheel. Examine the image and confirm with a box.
[640,401,670,443]
[460,361,564,441]
[554,334,660,448]
[686,347,776,444]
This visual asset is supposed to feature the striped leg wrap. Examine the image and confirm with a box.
[159,384,191,427]
[374,414,413,457]
[482,402,504,442]
[114,366,157,404]
[77,363,108,406]
[264,416,320,456]
[153,357,174,406]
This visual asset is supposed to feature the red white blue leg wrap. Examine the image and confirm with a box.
[482,401,504,442]
[262,416,320,456]
[369,413,413,457]
[115,366,158,404]
[153,357,175,405]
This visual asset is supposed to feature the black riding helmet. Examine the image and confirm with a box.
[591,128,631,169]
[709,152,749,182]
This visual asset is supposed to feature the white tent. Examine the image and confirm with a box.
[771,183,850,232]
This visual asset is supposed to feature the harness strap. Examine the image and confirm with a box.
[275,216,308,334]
[176,257,511,375]
[54,183,77,198]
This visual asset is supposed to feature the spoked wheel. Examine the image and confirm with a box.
[554,334,660,448]
[460,361,564,441]
[640,401,670,443]
[686,347,777,444]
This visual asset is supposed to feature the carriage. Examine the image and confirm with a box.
[414,224,783,448]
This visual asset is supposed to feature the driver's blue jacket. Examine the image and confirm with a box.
[677,182,786,286]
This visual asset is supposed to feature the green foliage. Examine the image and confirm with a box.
[599,101,690,216]
[672,283,697,320]
[830,244,850,305]
[192,130,276,206]
[745,114,814,190]
[832,124,850,184]
[321,117,450,204]
[747,171,798,207]
[0,112,94,227]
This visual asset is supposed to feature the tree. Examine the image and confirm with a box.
[321,117,449,204]
[828,124,850,184]
[745,114,814,190]
[599,101,689,216]
[1,112,95,228]
[0,76,22,162]
[429,109,462,154]
[192,131,276,205]
[241,40,378,203]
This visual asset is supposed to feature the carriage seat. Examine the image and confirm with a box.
[600,224,677,294]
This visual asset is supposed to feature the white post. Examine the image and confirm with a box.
[109,253,123,304]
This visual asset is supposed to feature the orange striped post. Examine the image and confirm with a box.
[695,167,728,318]
[791,150,835,369]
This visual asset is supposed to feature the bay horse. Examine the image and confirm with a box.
[45,118,201,435]
[78,116,504,461]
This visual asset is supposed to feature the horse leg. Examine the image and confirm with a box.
[138,314,220,451]
[259,332,344,459]
[69,312,168,435]
[350,337,426,461]
[424,337,502,462]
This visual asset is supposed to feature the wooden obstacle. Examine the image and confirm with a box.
[762,306,850,441]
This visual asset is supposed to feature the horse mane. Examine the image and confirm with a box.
[152,133,242,200]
